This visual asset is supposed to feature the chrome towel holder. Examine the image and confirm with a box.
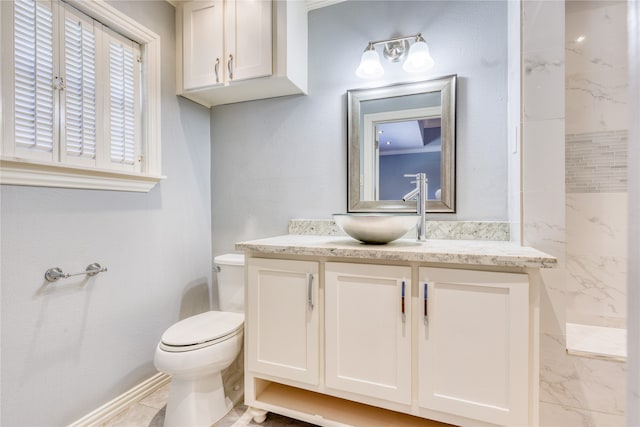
[45,263,108,282]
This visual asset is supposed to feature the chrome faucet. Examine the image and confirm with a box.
[402,173,428,241]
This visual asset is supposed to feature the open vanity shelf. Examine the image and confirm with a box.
[253,380,453,427]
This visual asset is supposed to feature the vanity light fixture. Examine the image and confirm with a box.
[355,33,434,79]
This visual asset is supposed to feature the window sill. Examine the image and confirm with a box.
[0,158,164,192]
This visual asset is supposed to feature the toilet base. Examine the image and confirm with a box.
[163,371,232,427]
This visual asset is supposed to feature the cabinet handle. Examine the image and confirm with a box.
[307,273,314,311]
[401,281,406,323]
[214,58,220,83]
[424,282,428,324]
[228,54,234,80]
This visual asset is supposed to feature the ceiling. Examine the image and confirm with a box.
[377,118,442,155]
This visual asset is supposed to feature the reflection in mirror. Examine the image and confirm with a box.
[348,75,456,213]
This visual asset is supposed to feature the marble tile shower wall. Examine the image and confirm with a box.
[523,1,625,426]
[566,191,628,329]
[528,3,629,426]
[565,3,628,136]
[566,131,628,194]
[565,2,628,329]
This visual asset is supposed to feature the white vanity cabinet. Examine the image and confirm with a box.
[246,258,319,385]
[176,0,308,107]
[325,263,412,404]
[239,235,554,427]
[418,268,529,426]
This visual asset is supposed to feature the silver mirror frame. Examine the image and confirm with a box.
[347,75,456,213]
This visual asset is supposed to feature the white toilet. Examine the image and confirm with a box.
[154,253,245,427]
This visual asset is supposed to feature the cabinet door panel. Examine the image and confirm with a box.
[418,268,529,426]
[248,258,318,385]
[325,262,411,404]
[183,0,224,90]
[225,0,272,82]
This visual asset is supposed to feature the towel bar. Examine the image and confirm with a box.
[45,263,108,282]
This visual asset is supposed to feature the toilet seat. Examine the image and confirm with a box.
[160,311,244,353]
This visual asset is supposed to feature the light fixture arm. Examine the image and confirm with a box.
[365,33,424,49]
[363,42,376,52]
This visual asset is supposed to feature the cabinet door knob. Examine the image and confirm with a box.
[214,58,220,83]
[228,54,234,80]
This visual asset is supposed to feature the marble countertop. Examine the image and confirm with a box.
[236,234,557,269]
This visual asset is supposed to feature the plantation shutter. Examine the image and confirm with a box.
[13,0,57,162]
[3,0,160,191]
[106,30,140,172]
[60,4,98,167]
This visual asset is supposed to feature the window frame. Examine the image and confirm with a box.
[0,0,163,192]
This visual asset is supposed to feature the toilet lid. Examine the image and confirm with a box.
[161,311,244,347]
[213,252,245,266]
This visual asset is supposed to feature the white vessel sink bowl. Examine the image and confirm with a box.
[333,213,419,244]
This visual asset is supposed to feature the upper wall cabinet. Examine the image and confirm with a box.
[176,0,308,108]
[181,0,272,89]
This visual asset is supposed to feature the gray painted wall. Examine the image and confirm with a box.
[211,1,508,257]
[0,1,213,425]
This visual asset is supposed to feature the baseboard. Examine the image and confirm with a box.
[68,372,170,426]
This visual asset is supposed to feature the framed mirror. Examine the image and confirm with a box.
[347,75,456,213]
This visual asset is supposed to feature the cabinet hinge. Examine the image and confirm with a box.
[136,55,143,64]
[137,155,144,163]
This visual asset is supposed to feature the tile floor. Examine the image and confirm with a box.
[100,383,317,427]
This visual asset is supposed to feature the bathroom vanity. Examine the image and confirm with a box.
[236,235,556,427]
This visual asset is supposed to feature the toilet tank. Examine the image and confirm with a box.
[214,253,245,313]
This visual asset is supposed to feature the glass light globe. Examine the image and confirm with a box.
[355,49,384,79]
[403,40,434,73]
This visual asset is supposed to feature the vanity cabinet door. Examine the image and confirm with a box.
[182,0,224,90]
[247,258,319,385]
[325,262,412,405]
[418,268,529,426]
[224,0,272,82]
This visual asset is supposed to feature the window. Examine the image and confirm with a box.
[1,0,162,192]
